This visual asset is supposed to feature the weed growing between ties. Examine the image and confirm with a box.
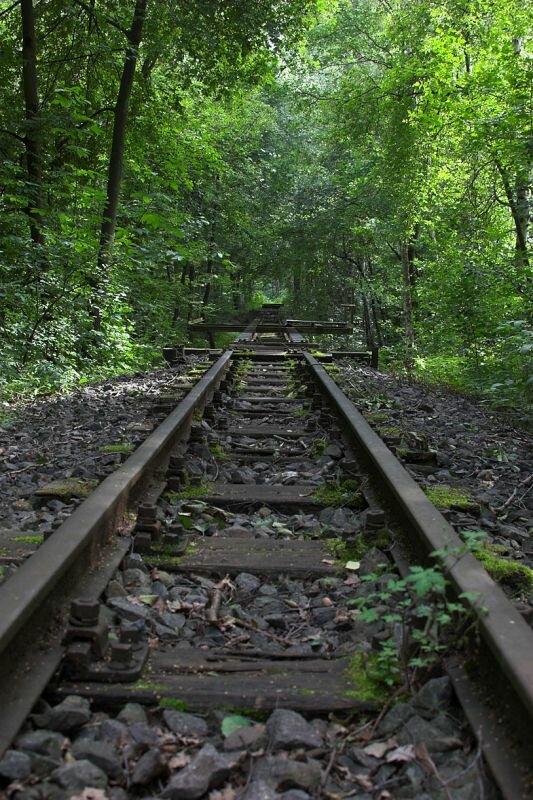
[350,532,487,694]
[312,479,364,508]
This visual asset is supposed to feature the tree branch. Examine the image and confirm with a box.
[71,0,128,37]
[0,0,21,20]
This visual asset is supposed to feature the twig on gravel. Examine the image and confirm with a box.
[320,745,338,789]
[494,473,532,512]
[206,576,232,623]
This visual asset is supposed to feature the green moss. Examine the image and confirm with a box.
[344,652,390,703]
[99,443,134,454]
[326,537,367,562]
[365,411,390,424]
[425,485,480,512]
[376,426,402,438]
[312,480,363,508]
[293,406,309,418]
[14,534,44,545]
[477,546,533,594]
[133,680,165,692]
[158,697,189,711]
[169,482,215,500]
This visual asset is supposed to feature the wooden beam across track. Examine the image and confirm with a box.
[188,322,353,334]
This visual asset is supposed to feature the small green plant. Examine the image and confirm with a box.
[350,541,484,691]
[312,479,363,508]
[209,442,231,461]
[309,437,327,457]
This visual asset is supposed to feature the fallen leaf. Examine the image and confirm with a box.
[344,573,360,585]
[321,558,335,565]
[363,738,397,759]
[209,787,236,800]
[353,773,373,791]
[221,714,253,737]
[345,560,361,571]
[322,597,334,606]
[169,754,190,770]
[386,744,416,763]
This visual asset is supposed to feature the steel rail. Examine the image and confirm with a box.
[303,352,533,725]
[0,350,232,660]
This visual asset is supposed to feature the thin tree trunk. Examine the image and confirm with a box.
[495,160,530,269]
[20,0,45,249]
[401,242,415,377]
[92,0,148,328]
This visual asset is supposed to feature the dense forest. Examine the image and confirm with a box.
[0,0,531,411]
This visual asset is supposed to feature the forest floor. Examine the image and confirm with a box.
[1,359,532,595]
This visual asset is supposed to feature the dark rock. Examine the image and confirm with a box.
[16,730,66,761]
[379,702,415,735]
[117,702,148,726]
[162,744,238,799]
[108,597,150,622]
[412,676,453,714]
[0,750,32,780]
[253,756,321,791]
[223,724,266,751]
[266,709,323,751]
[235,572,262,593]
[71,739,123,779]
[323,444,343,459]
[123,554,149,572]
[397,715,462,752]
[239,780,278,800]
[43,695,91,733]
[131,748,168,784]
[311,606,336,625]
[100,718,129,743]
[359,547,389,577]
[52,759,108,791]
[163,710,208,738]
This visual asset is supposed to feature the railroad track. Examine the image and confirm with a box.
[0,305,532,798]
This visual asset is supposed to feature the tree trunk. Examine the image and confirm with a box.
[20,0,45,249]
[401,241,415,377]
[92,0,148,328]
[495,160,530,269]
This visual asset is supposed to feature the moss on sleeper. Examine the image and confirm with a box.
[14,534,44,545]
[425,485,479,512]
[477,546,533,594]
[99,443,134,454]
[344,652,390,703]
[159,698,189,711]
[168,482,215,500]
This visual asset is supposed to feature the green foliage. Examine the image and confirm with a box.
[352,561,471,689]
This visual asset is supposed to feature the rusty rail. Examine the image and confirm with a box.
[0,350,232,753]
[303,351,533,796]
